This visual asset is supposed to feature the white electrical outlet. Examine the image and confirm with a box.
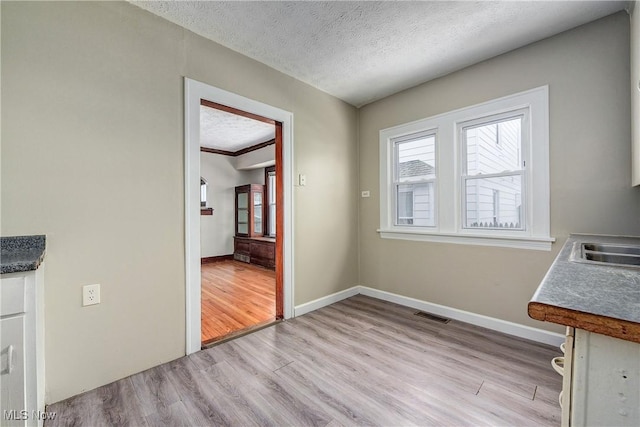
[82,284,101,306]
[299,174,307,186]
[361,190,370,198]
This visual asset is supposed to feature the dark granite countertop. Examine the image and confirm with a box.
[529,234,640,343]
[1,235,46,274]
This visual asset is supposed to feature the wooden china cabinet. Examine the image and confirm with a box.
[234,184,275,269]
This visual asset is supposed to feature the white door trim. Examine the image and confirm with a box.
[184,78,295,355]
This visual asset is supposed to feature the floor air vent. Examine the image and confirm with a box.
[414,311,451,324]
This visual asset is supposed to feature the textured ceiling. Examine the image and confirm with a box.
[200,105,275,151]
[131,1,628,107]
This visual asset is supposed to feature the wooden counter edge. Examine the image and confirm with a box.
[528,301,640,344]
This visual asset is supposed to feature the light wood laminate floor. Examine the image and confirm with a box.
[201,260,275,345]
[46,295,561,426]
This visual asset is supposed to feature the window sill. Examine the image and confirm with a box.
[377,229,555,251]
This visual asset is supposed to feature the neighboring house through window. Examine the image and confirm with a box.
[462,111,525,230]
[397,189,414,225]
[378,86,553,250]
[492,189,500,226]
[394,131,436,227]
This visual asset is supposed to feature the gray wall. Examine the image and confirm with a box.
[1,1,358,403]
[358,12,640,333]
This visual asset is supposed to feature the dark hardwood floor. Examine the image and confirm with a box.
[201,260,275,345]
[46,295,561,426]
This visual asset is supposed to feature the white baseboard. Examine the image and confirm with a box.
[294,286,360,317]
[294,285,564,347]
[358,286,564,347]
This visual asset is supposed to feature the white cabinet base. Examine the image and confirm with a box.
[1,316,27,427]
[571,329,640,426]
[1,265,45,427]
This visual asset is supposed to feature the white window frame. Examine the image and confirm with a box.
[378,86,554,251]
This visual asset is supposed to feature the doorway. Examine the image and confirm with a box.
[199,100,282,346]
[184,78,294,355]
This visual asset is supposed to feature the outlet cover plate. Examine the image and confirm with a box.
[82,284,101,306]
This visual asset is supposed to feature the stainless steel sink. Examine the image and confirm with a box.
[582,243,640,256]
[570,242,640,268]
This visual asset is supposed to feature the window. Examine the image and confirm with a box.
[265,166,276,237]
[200,177,213,215]
[200,177,208,207]
[461,111,525,230]
[397,189,414,225]
[393,132,436,227]
[378,86,553,250]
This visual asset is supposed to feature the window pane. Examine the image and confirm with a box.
[396,183,435,227]
[269,204,276,236]
[465,117,521,175]
[397,135,435,182]
[266,171,276,236]
[237,193,248,209]
[268,174,276,202]
[397,189,413,225]
[465,175,522,229]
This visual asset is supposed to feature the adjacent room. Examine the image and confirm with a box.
[198,100,281,346]
[2,1,640,426]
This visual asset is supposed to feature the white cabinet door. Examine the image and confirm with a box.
[1,268,45,427]
[1,315,27,427]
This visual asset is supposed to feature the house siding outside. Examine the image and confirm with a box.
[397,135,436,226]
[465,117,522,229]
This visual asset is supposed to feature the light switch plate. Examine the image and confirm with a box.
[299,174,307,186]
[361,191,370,198]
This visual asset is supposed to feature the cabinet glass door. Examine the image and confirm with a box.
[235,184,264,237]
[254,192,262,234]
[237,192,248,235]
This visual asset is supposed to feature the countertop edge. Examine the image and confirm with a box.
[528,301,640,344]
[0,254,46,274]
[1,235,47,274]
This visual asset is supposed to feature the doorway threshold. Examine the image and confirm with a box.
[201,319,283,349]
